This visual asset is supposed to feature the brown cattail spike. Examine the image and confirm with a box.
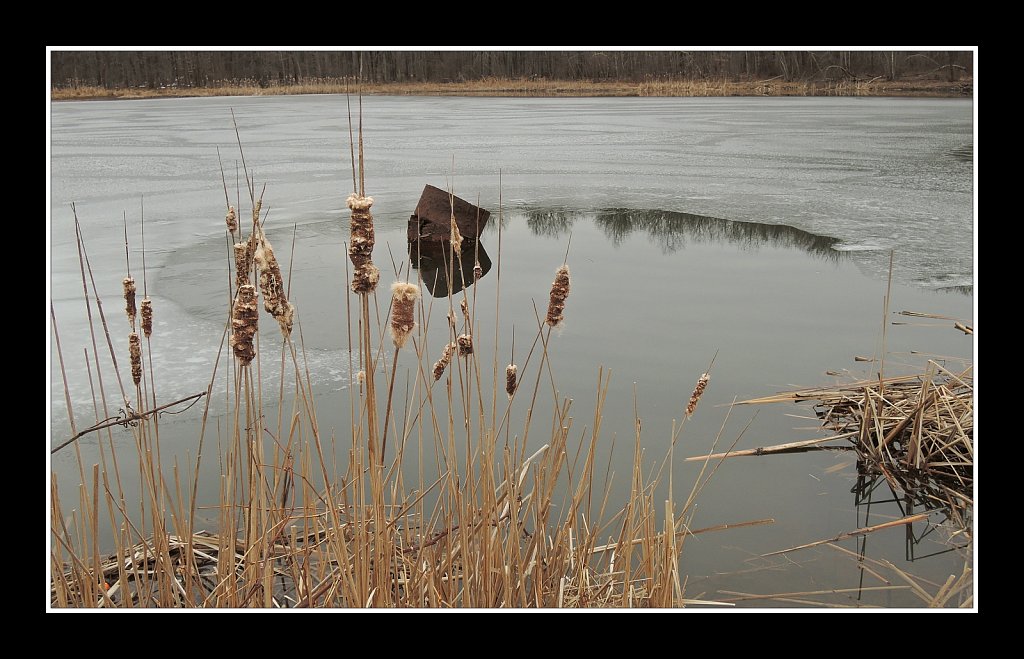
[234,241,252,287]
[226,205,237,233]
[457,334,473,356]
[253,231,295,337]
[129,332,142,386]
[140,298,153,338]
[123,276,137,327]
[230,284,258,365]
[686,373,710,417]
[460,297,469,322]
[252,198,262,224]
[347,194,379,294]
[432,342,456,381]
[389,282,420,349]
[473,263,482,282]
[545,265,571,328]
[506,363,518,399]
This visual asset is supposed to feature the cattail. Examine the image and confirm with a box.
[128,332,142,386]
[447,309,457,329]
[140,298,153,338]
[432,342,456,381]
[356,370,366,385]
[473,262,482,282]
[545,265,571,327]
[686,373,710,417]
[457,334,473,356]
[389,282,420,349]
[225,205,237,233]
[123,276,137,327]
[252,198,262,224]
[234,241,252,287]
[230,284,258,365]
[347,194,379,294]
[253,231,295,337]
[449,213,463,253]
[460,297,469,322]
[505,363,518,399]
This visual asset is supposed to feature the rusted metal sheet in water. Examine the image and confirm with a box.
[408,184,491,243]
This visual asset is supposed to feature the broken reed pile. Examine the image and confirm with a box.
[748,362,974,526]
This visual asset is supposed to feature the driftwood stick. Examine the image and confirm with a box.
[52,392,206,454]
[761,513,929,557]
[684,431,856,462]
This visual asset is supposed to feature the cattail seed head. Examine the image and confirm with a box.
[230,284,258,365]
[347,194,378,294]
[128,332,142,386]
[253,232,295,337]
[473,262,483,282]
[432,342,456,381]
[123,277,137,327]
[356,370,366,385]
[545,265,571,328]
[457,334,473,356]
[389,282,420,349]
[686,373,710,417]
[252,198,262,224]
[506,363,518,399]
[225,205,237,233]
[234,241,253,287]
[140,298,153,338]
[460,297,469,322]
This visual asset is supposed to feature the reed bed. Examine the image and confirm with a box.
[48,110,737,609]
[741,362,974,528]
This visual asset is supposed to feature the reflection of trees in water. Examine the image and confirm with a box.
[520,207,842,260]
[936,285,973,296]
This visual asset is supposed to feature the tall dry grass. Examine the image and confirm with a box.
[49,114,732,609]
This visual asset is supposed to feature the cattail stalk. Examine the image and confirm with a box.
[432,342,456,381]
[253,231,295,337]
[140,298,153,338]
[347,194,379,294]
[129,332,142,386]
[389,282,420,349]
[686,373,710,417]
[450,213,463,253]
[230,284,258,366]
[123,276,137,327]
[506,363,518,399]
[545,265,571,327]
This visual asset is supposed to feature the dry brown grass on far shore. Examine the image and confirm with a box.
[51,75,973,101]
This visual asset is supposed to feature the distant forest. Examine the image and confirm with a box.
[50,50,973,90]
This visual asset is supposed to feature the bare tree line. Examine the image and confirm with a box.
[50,50,973,90]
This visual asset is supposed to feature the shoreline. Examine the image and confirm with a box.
[51,76,973,102]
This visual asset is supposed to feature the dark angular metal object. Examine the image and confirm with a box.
[407,184,490,243]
